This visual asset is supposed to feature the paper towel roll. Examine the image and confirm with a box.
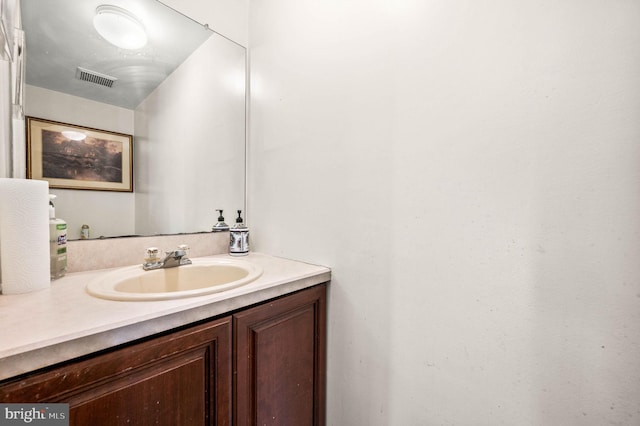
[0,178,50,294]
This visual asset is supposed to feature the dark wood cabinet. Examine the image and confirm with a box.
[234,284,326,426]
[0,284,327,426]
[0,316,232,425]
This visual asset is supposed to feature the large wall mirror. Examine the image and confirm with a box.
[21,0,246,240]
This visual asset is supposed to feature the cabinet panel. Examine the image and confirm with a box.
[234,284,326,426]
[0,316,232,426]
[69,349,207,425]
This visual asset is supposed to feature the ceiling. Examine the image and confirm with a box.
[21,0,211,109]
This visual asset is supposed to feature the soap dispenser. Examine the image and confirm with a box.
[212,209,229,232]
[48,195,67,280]
[229,210,249,256]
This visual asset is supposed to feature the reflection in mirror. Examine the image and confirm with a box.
[21,0,246,240]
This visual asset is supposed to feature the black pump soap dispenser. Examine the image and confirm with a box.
[212,209,229,232]
[229,210,249,256]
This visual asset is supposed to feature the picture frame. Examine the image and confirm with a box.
[26,117,133,192]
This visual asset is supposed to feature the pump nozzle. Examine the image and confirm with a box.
[48,194,57,219]
[212,209,229,232]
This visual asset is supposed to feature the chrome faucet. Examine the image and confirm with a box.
[143,245,192,270]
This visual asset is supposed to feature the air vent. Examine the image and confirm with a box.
[75,67,117,88]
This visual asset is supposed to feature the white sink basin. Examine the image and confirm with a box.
[86,258,263,301]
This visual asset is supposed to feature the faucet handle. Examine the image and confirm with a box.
[176,244,192,266]
[145,247,160,262]
[143,247,162,270]
[172,244,190,257]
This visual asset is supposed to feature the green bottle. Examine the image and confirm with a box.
[49,195,67,280]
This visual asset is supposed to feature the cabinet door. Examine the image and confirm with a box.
[0,316,232,426]
[234,284,327,426]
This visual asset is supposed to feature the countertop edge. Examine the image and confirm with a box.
[0,254,330,382]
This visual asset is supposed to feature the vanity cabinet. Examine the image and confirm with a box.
[234,283,326,426]
[0,316,232,425]
[0,283,327,426]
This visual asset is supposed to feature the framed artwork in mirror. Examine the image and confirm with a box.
[26,117,133,192]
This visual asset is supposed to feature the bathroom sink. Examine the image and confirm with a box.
[86,258,263,301]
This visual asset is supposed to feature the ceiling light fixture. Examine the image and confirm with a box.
[93,5,147,50]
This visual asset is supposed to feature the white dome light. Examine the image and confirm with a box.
[93,5,147,50]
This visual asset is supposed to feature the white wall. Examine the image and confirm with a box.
[159,0,248,47]
[24,85,135,239]
[134,33,245,235]
[249,0,640,425]
[132,0,247,236]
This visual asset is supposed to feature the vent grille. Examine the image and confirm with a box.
[75,67,117,88]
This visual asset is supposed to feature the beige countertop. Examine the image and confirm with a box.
[0,252,330,382]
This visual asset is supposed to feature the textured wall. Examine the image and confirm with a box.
[248,0,640,424]
[133,34,246,236]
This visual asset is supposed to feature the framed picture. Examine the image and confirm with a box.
[26,117,133,192]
